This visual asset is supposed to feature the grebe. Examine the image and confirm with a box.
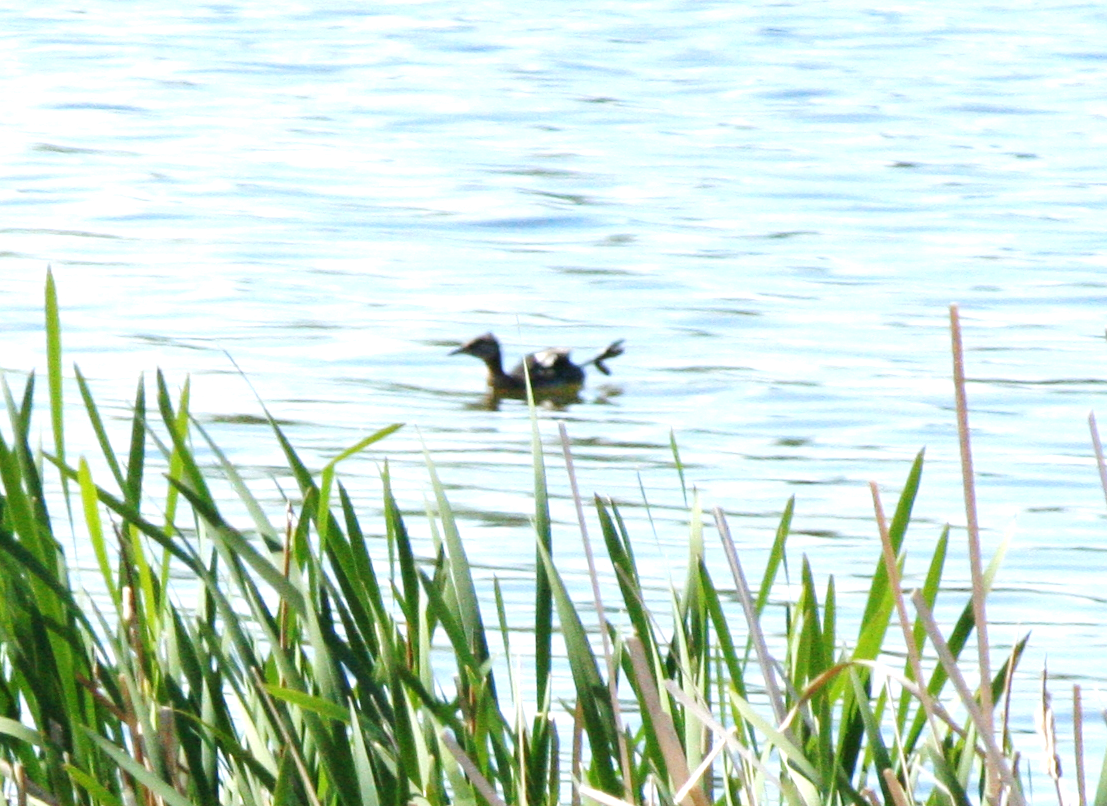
[450,333,624,396]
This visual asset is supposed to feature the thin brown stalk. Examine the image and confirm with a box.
[1037,667,1063,806]
[712,507,788,729]
[665,681,786,797]
[157,706,183,796]
[949,304,997,796]
[626,637,710,806]
[250,668,322,806]
[577,785,635,806]
[1088,412,1107,507]
[853,661,968,740]
[0,761,57,806]
[439,730,510,806]
[870,481,942,744]
[1075,684,1086,806]
[16,761,27,806]
[279,502,294,653]
[909,590,1024,806]
[881,768,912,806]
[558,422,634,798]
[1001,645,1017,774]
[572,700,584,806]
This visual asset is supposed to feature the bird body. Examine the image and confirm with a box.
[450,332,624,397]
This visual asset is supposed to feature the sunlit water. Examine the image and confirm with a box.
[5,0,1107,784]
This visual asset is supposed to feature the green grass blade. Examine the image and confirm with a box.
[45,267,72,524]
[263,685,351,723]
[66,764,124,806]
[534,539,621,794]
[847,666,896,805]
[422,445,488,662]
[124,374,147,508]
[1093,741,1107,806]
[83,730,194,806]
[318,423,403,546]
[670,429,688,508]
[156,370,211,506]
[854,450,923,662]
[530,398,554,711]
[73,365,127,493]
[79,457,120,611]
[755,495,793,617]
[728,690,823,788]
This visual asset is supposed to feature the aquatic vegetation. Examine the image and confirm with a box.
[0,274,1098,806]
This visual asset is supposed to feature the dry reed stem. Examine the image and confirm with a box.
[665,681,787,798]
[1088,412,1107,507]
[438,730,509,806]
[949,303,998,798]
[626,637,710,806]
[870,481,943,745]
[712,507,788,730]
[572,700,584,806]
[1074,684,1086,806]
[881,767,912,806]
[577,784,636,806]
[279,502,294,653]
[909,590,1024,806]
[0,761,57,806]
[250,667,322,806]
[1036,667,1064,806]
[558,422,633,800]
[156,706,183,796]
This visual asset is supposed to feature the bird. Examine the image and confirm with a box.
[450,332,624,398]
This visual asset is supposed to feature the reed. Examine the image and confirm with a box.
[0,273,1098,806]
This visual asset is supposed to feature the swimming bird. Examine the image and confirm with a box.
[450,332,624,397]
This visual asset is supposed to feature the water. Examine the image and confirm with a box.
[4,0,1107,782]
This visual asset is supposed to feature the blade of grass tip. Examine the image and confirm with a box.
[45,267,74,527]
[909,590,1024,806]
[317,423,403,546]
[557,422,633,795]
[1089,412,1107,508]
[74,366,126,494]
[670,428,688,508]
[1094,736,1107,806]
[420,433,490,666]
[949,304,996,784]
[192,418,280,544]
[756,496,793,618]
[124,374,146,509]
[713,506,787,728]
[14,371,34,441]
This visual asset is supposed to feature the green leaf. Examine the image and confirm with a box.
[263,685,351,723]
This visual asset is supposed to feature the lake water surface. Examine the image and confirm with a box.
[4,0,1107,775]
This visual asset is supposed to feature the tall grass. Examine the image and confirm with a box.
[0,272,1099,806]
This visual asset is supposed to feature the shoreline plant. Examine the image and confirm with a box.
[0,271,1101,806]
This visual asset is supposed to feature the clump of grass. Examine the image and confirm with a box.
[0,272,1099,806]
